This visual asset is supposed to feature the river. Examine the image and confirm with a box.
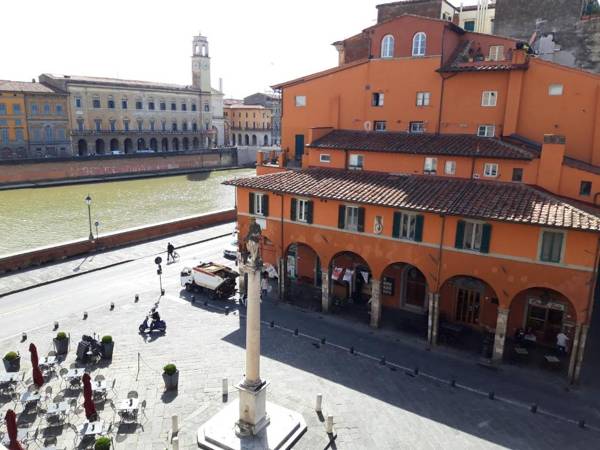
[0,168,254,255]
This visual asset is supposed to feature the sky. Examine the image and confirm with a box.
[2,0,480,99]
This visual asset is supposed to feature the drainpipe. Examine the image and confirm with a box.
[470,156,477,179]
[435,214,446,292]
[279,192,285,300]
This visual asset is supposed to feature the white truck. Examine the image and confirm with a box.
[180,262,238,300]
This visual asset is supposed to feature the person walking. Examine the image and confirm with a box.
[260,271,269,301]
[167,242,175,263]
[556,330,569,354]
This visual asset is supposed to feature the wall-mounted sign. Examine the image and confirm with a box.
[374,216,383,235]
[528,297,565,311]
[382,276,394,296]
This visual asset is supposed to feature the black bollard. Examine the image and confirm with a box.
[270,321,274,328]
[83,311,88,320]
[578,420,586,429]
[53,321,59,331]
[349,346,354,354]
[192,295,196,304]
[110,302,115,311]
[530,404,537,413]
[321,337,326,345]
[414,367,419,376]
[204,300,209,306]
[450,379,456,387]
[488,391,495,400]
[380,356,386,365]
[134,294,139,303]
[294,328,299,336]
[225,306,230,316]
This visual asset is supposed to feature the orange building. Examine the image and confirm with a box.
[224,103,272,147]
[226,13,600,382]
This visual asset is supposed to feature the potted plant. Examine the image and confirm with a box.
[94,436,111,450]
[163,363,179,390]
[3,351,20,372]
[100,335,114,359]
[53,331,69,355]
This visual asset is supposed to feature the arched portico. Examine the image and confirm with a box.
[284,243,322,310]
[95,139,105,155]
[161,138,169,151]
[124,138,133,154]
[77,139,88,156]
[110,138,119,152]
[150,137,158,151]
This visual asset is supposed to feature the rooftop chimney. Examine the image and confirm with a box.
[219,78,223,93]
[31,78,36,83]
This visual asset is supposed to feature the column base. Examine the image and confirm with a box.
[197,400,306,450]
[236,380,270,435]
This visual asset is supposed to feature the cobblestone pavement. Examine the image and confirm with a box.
[0,221,235,297]
[0,235,598,449]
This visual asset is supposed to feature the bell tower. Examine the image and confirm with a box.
[192,34,211,92]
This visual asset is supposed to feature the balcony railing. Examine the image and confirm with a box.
[230,127,272,132]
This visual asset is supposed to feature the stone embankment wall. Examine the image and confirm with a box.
[0,209,236,274]
[0,150,237,186]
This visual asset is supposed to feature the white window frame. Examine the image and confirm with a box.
[424,157,437,173]
[477,125,495,137]
[416,92,430,106]
[296,199,309,223]
[483,163,498,177]
[349,154,364,170]
[548,84,564,96]
[295,95,306,107]
[319,153,331,163]
[445,160,456,175]
[253,193,265,216]
[489,45,505,61]
[372,92,384,106]
[381,34,394,58]
[481,91,498,107]
[412,32,427,57]
[410,121,425,133]
[538,229,565,264]
[345,206,360,231]
[398,211,417,241]
[374,121,386,132]
[463,221,484,252]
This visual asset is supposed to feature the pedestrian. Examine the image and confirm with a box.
[167,242,175,263]
[556,330,569,354]
[260,271,269,301]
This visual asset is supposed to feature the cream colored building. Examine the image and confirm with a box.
[224,103,272,148]
[39,33,224,155]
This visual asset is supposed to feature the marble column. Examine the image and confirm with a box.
[428,293,440,346]
[321,268,330,313]
[492,308,509,362]
[243,267,261,386]
[370,279,381,328]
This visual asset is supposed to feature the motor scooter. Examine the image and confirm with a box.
[138,306,166,334]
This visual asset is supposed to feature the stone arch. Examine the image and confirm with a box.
[284,242,323,309]
[263,135,269,146]
[124,138,133,154]
[77,139,88,156]
[327,251,374,321]
[238,134,243,146]
[508,287,577,348]
[232,134,236,146]
[244,134,249,146]
[182,137,189,150]
[172,137,179,151]
[95,139,105,155]
[137,138,146,150]
[193,137,199,150]
[110,138,119,152]
[251,134,257,146]
[161,138,169,151]
[150,137,158,151]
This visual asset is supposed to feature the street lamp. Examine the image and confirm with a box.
[94,221,100,240]
[84,195,93,240]
[155,256,165,296]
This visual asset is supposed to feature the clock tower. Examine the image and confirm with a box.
[192,34,211,92]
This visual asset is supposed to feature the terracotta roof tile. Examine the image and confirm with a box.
[308,130,536,160]
[224,168,600,232]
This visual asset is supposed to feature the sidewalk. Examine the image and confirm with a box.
[0,221,235,297]
[256,291,600,430]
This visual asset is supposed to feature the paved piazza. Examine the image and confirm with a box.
[0,229,599,449]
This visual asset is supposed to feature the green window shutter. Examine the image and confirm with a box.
[414,215,424,242]
[480,223,492,253]
[455,220,465,249]
[307,201,314,224]
[338,205,346,229]
[392,212,401,238]
[262,194,269,216]
[249,192,255,214]
[357,207,365,232]
[290,198,297,221]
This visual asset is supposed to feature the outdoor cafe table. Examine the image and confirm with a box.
[79,420,105,437]
[20,390,41,406]
[117,397,139,412]
[0,372,20,390]
[92,380,107,399]
[65,368,85,381]
[46,400,69,416]
[39,356,57,368]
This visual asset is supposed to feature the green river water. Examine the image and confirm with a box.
[0,168,254,255]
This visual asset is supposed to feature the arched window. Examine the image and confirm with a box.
[381,34,394,58]
[412,32,427,57]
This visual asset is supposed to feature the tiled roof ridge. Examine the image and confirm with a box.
[224,167,600,231]
[310,129,537,160]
